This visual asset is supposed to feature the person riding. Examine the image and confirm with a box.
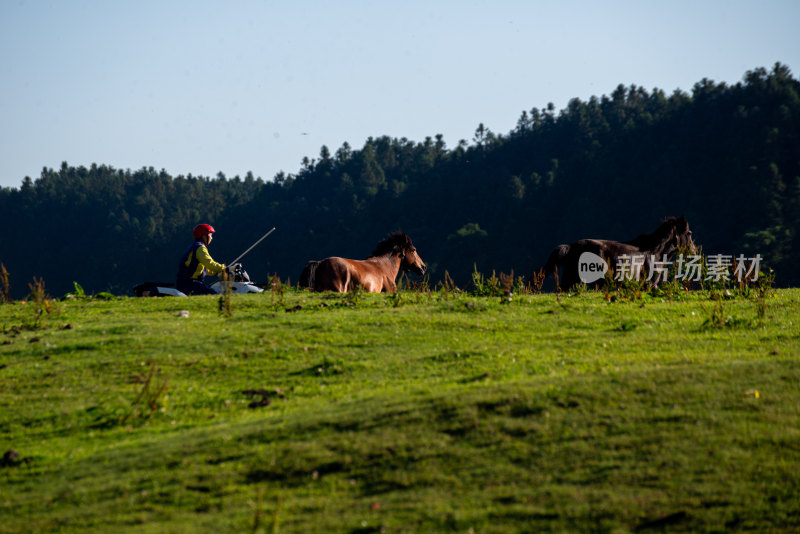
[176,224,234,295]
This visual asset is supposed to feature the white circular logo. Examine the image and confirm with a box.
[578,252,608,284]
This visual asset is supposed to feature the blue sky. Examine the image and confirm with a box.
[1,0,799,189]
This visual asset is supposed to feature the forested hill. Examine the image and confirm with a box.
[1,64,799,298]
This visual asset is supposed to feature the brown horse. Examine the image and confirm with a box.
[541,216,697,289]
[300,231,426,292]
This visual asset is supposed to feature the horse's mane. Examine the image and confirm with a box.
[370,231,413,258]
[627,216,688,250]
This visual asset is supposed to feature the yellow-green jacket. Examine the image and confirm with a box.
[177,241,226,281]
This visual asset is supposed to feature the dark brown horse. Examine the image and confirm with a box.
[541,217,697,289]
[300,232,426,292]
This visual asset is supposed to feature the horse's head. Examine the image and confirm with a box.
[399,243,427,276]
[372,231,427,276]
[670,216,697,255]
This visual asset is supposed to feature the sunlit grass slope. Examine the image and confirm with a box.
[1,288,798,533]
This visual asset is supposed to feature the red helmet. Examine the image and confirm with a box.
[193,224,216,239]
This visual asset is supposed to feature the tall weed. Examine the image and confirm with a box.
[386,285,404,308]
[27,277,59,328]
[528,268,545,294]
[699,294,750,329]
[470,265,517,298]
[270,274,286,309]
[0,263,9,304]
[753,268,775,328]
[604,269,645,302]
[436,270,461,299]
[343,284,364,307]
[404,272,431,294]
[218,271,233,317]
[124,361,170,424]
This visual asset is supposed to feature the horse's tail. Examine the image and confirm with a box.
[299,260,320,290]
[542,244,570,277]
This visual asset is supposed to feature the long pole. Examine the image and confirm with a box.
[229,227,276,265]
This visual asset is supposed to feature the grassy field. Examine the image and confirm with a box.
[1,284,799,533]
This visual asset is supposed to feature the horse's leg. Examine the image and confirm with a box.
[561,268,575,290]
[354,263,384,293]
[332,264,350,293]
[561,251,581,290]
[363,272,387,293]
[543,245,569,278]
[383,278,396,293]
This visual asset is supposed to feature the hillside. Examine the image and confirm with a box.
[1,288,799,532]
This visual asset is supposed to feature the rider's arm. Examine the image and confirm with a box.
[196,245,226,275]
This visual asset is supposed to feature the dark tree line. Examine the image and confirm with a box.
[1,64,798,298]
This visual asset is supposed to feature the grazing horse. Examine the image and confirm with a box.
[541,216,697,289]
[300,231,426,293]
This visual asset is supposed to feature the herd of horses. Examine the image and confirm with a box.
[298,217,697,293]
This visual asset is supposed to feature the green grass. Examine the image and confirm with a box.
[1,288,799,533]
